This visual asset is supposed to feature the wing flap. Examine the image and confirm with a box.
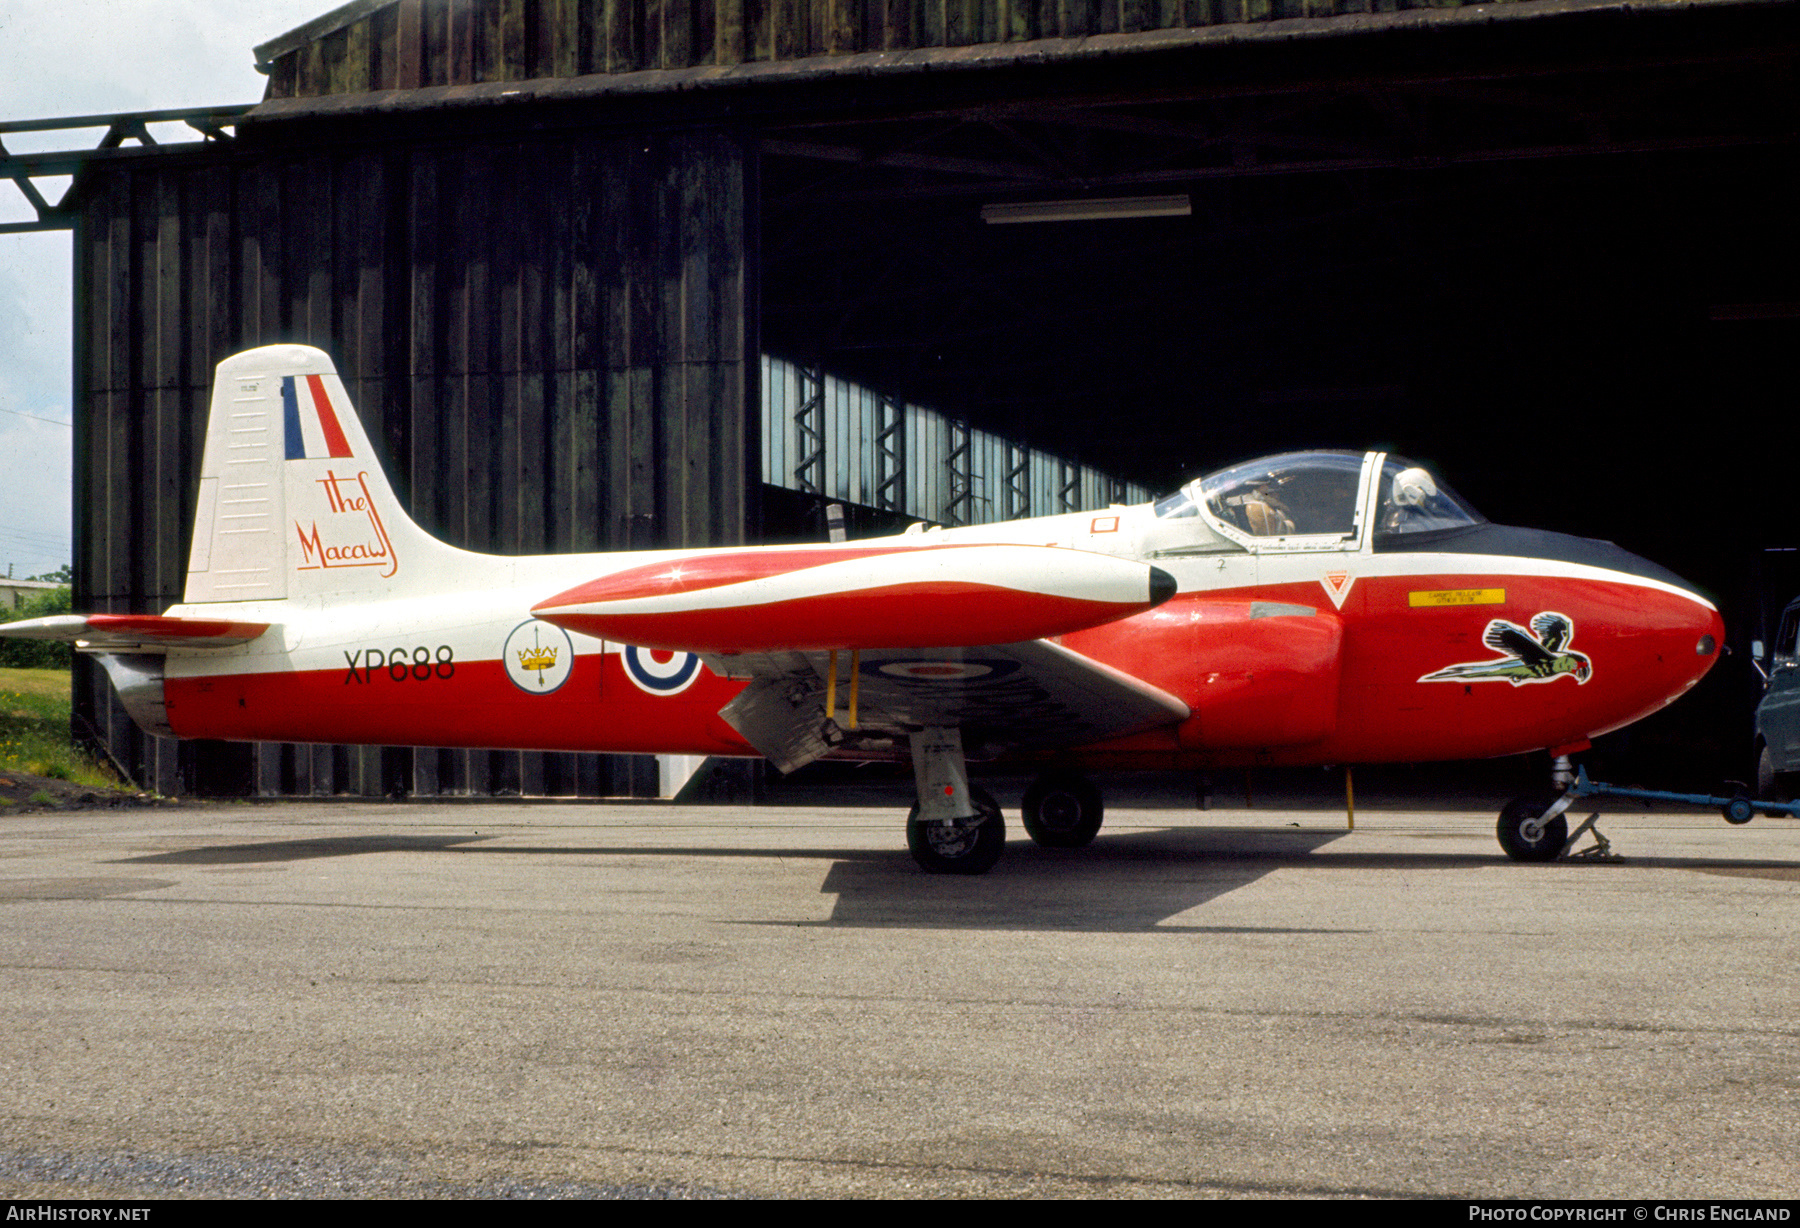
[0,614,269,652]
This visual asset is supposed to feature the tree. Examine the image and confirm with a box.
[0,585,72,669]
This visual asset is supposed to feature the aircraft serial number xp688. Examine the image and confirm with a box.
[3,345,1723,873]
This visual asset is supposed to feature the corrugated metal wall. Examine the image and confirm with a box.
[761,355,1146,524]
[261,0,1528,96]
[72,124,756,797]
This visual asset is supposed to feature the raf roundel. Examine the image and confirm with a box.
[504,620,576,694]
[874,659,1022,682]
[623,646,701,695]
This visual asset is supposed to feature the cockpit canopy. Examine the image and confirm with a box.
[1154,450,1483,550]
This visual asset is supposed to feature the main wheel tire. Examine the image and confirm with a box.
[1497,795,1568,863]
[1021,771,1104,849]
[907,786,1006,874]
[1756,745,1791,804]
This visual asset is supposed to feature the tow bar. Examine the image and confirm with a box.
[1532,766,1800,861]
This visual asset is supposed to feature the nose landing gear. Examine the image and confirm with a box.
[1496,795,1570,863]
[1498,762,1795,862]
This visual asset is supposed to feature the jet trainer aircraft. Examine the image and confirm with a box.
[4,345,1723,871]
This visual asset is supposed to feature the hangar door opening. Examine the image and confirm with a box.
[757,8,1797,783]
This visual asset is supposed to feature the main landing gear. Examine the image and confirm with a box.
[1020,770,1105,849]
[905,727,1006,874]
[903,733,1107,873]
[906,788,1006,874]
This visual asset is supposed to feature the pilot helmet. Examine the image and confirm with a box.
[1391,466,1438,507]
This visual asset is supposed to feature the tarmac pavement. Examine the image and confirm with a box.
[0,791,1795,1199]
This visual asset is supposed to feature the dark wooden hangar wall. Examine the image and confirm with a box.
[73,125,756,798]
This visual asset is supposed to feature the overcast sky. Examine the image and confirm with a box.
[0,0,330,579]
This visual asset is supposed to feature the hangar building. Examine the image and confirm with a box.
[7,0,1795,795]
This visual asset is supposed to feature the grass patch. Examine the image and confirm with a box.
[0,666,73,703]
[0,667,123,790]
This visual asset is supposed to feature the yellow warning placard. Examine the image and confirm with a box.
[1409,588,1505,607]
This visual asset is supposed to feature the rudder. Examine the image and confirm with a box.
[184,345,443,604]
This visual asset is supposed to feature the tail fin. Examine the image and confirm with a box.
[184,345,444,603]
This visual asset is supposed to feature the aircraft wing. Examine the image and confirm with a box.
[528,540,1187,772]
[0,613,269,652]
[704,639,1190,773]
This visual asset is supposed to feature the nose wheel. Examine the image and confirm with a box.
[1497,795,1570,862]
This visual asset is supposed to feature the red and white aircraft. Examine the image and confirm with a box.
[5,345,1724,871]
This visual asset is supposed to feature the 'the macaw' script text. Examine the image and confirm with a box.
[295,470,398,578]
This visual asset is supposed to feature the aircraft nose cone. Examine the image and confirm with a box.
[1639,571,1725,702]
[1149,566,1178,607]
[1615,547,1722,669]
[1448,523,1723,698]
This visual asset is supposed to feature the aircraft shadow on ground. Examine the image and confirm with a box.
[109,828,1798,931]
[118,834,493,864]
[102,826,1421,932]
[816,828,1427,931]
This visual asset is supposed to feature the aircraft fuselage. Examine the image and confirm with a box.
[153,502,1719,770]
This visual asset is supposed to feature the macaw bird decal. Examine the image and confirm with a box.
[1421,612,1593,686]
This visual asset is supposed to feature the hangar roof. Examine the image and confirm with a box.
[252,0,1768,106]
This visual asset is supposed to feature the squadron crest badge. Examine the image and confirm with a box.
[1420,612,1592,686]
[504,619,576,694]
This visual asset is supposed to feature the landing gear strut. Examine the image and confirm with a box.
[905,727,1005,874]
[1021,769,1104,848]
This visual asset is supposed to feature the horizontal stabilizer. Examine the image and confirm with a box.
[0,614,269,652]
